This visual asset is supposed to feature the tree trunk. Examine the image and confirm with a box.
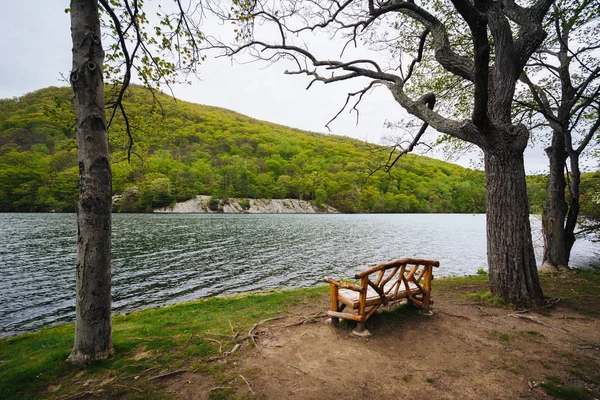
[67,0,113,366]
[485,151,545,308]
[565,152,581,259]
[541,131,569,271]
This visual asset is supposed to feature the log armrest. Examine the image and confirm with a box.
[324,276,364,293]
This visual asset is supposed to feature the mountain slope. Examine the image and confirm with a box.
[0,86,488,213]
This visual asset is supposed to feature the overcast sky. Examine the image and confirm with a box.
[1,1,592,174]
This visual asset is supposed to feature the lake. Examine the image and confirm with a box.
[0,213,598,337]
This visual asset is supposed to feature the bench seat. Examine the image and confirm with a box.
[337,281,419,309]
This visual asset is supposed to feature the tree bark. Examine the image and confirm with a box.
[485,150,545,308]
[67,0,113,366]
[541,130,569,271]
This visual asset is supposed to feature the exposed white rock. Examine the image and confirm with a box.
[155,196,337,214]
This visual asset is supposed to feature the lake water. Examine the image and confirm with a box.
[0,213,598,337]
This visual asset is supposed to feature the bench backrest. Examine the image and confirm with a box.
[355,258,440,298]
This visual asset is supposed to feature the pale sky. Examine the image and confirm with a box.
[1,0,592,174]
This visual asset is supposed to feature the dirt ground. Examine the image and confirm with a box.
[165,289,600,400]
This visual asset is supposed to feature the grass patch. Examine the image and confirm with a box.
[540,269,600,316]
[490,330,511,342]
[0,286,327,400]
[540,381,597,400]
[434,273,489,292]
[463,290,505,306]
[522,330,545,343]
[434,274,491,302]
[542,362,553,370]
[540,352,600,399]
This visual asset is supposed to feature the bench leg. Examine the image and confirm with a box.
[422,268,433,315]
[352,322,371,337]
[330,284,339,327]
[422,290,433,316]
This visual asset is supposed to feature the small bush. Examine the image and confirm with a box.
[209,198,221,211]
[238,199,250,210]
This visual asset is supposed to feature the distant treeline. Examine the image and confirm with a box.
[0,86,557,214]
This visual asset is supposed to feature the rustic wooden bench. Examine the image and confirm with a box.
[324,258,440,336]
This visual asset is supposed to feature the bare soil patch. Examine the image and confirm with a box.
[164,281,600,400]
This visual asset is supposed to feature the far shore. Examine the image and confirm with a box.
[153,195,338,214]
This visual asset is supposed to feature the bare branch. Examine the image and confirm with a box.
[384,93,436,171]
[519,73,560,126]
[404,28,430,82]
[324,80,383,131]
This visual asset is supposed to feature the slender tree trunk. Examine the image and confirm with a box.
[67,0,113,366]
[541,130,569,271]
[485,150,545,308]
[565,153,581,258]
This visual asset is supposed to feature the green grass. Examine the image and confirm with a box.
[490,330,511,342]
[541,374,600,400]
[0,286,327,400]
[462,290,505,306]
[434,273,489,291]
[436,269,600,313]
[540,269,600,316]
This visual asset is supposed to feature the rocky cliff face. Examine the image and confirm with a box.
[155,196,338,214]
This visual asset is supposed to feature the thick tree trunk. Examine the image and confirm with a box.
[67,0,113,366]
[485,151,545,308]
[541,131,569,271]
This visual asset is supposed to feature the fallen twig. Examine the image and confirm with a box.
[184,333,193,346]
[286,363,308,374]
[248,316,284,337]
[57,391,96,400]
[239,374,255,394]
[147,369,188,381]
[562,315,588,320]
[578,346,600,351]
[475,305,494,317]
[114,384,143,393]
[209,386,232,393]
[206,338,223,354]
[293,312,327,326]
[225,343,241,356]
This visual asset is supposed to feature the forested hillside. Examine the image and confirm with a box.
[2,86,496,213]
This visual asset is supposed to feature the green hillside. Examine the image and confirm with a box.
[0,86,490,213]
